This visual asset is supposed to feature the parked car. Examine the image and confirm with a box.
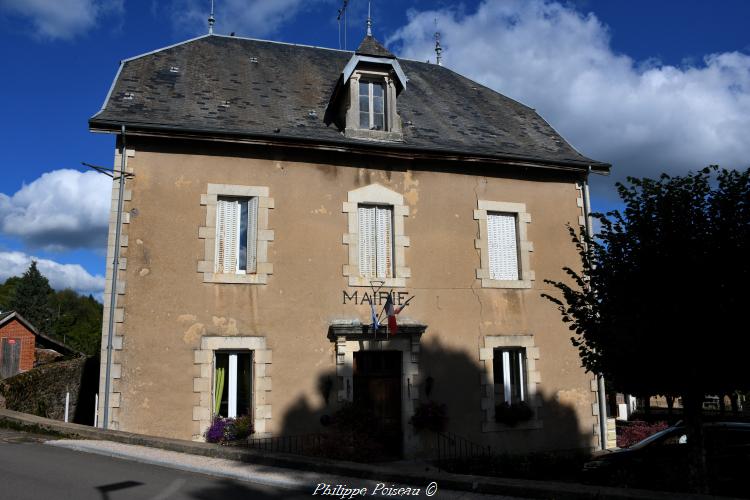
[583,422,750,495]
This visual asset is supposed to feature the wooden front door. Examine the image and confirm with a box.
[353,350,402,458]
[0,338,21,379]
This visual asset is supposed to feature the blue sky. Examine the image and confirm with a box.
[0,0,748,296]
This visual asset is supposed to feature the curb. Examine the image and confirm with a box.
[0,408,722,500]
[47,440,308,492]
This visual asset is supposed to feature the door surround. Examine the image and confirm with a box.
[328,322,426,457]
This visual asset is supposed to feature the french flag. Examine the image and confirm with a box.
[384,294,399,335]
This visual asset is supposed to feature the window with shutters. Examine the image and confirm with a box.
[215,197,258,274]
[487,213,519,281]
[357,205,394,279]
[474,201,534,289]
[343,184,409,287]
[199,184,274,285]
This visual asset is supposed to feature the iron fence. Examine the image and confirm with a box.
[435,430,493,471]
[247,433,326,456]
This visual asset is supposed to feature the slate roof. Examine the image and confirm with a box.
[356,35,395,58]
[90,34,609,172]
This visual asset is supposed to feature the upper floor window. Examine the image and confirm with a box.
[474,200,534,289]
[357,204,393,278]
[359,81,386,131]
[216,197,258,274]
[199,184,274,285]
[343,184,409,288]
[487,212,519,281]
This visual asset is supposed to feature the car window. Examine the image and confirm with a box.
[630,427,684,450]
[708,427,750,449]
[658,433,687,446]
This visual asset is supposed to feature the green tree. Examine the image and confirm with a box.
[543,166,750,493]
[0,276,21,312]
[50,289,103,356]
[8,261,54,335]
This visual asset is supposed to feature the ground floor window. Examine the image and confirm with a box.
[493,347,526,404]
[214,351,253,418]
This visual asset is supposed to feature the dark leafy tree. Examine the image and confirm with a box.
[8,261,54,335]
[0,276,21,312]
[2,264,103,356]
[50,289,103,356]
[543,166,750,493]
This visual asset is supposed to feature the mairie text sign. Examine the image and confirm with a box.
[342,290,411,306]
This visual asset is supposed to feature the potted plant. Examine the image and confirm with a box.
[205,415,254,445]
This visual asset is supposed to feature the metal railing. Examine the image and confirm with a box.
[247,433,326,456]
[435,430,493,470]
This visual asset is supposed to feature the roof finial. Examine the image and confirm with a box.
[208,0,216,35]
[434,19,442,66]
[366,1,372,37]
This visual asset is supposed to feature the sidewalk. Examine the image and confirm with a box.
[47,439,512,499]
[0,408,724,500]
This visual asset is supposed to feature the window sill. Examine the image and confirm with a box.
[202,272,269,285]
[481,278,533,289]
[348,276,406,288]
[345,128,403,142]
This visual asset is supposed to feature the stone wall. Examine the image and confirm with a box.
[0,356,99,425]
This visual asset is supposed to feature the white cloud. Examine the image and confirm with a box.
[0,251,104,296]
[387,1,750,198]
[0,169,110,251]
[0,0,122,40]
[170,0,325,38]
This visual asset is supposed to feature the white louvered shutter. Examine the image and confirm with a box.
[375,206,393,278]
[487,213,519,280]
[215,199,240,273]
[246,197,259,273]
[358,206,377,277]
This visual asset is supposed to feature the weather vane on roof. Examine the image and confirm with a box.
[337,0,349,50]
[434,18,442,66]
[208,0,216,35]
[367,1,373,37]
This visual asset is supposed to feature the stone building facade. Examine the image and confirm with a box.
[90,31,610,457]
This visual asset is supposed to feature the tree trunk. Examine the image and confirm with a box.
[643,396,651,416]
[719,394,726,414]
[666,395,674,416]
[683,391,708,493]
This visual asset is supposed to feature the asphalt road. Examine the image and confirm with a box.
[0,428,516,500]
[0,429,310,500]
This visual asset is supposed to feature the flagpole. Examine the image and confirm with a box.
[369,280,385,339]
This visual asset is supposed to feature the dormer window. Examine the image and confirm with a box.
[325,34,408,142]
[359,80,386,130]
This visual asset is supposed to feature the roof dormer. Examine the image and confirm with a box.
[325,25,407,142]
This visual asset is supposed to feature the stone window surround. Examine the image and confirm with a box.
[198,184,274,284]
[479,335,542,432]
[345,70,403,142]
[192,336,272,440]
[474,200,535,289]
[342,183,410,288]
